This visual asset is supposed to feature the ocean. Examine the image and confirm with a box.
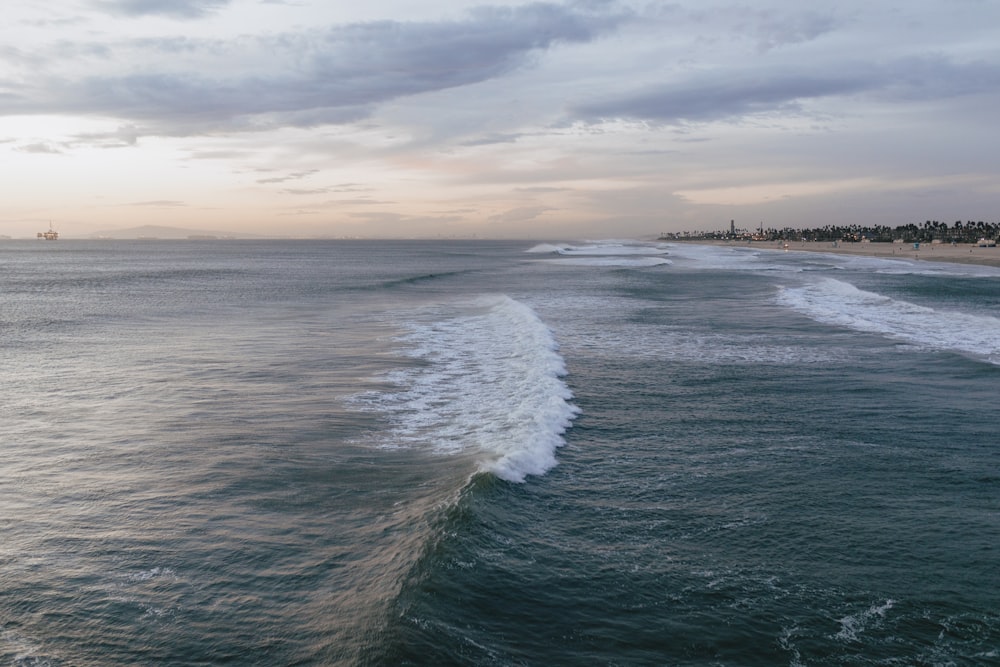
[1,239,997,666]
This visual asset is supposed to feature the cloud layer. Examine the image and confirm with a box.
[96,0,233,18]
[5,2,626,136]
[2,0,999,238]
[576,56,1000,125]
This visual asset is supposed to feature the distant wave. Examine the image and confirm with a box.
[358,295,579,483]
[663,243,803,271]
[526,241,671,268]
[542,256,672,267]
[367,268,480,291]
[526,243,568,254]
[526,241,669,256]
[669,242,1000,278]
[777,277,1000,365]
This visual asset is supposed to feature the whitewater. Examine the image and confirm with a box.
[354,295,578,482]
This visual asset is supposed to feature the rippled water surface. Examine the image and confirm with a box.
[2,240,998,665]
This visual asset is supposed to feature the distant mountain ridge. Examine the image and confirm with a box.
[88,225,263,239]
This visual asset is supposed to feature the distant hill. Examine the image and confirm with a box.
[87,225,264,239]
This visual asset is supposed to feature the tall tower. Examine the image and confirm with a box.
[730,219,735,236]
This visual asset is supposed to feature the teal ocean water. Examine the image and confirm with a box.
[1,239,998,665]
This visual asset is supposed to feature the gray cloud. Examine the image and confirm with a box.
[748,10,840,52]
[6,2,626,136]
[329,183,372,193]
[16,142,63,154]
[71,124,141,148]
[575,56,1000,125]
[320,198,394,206]
[280,187,331,195]
[578,70,868,124]
[95,0,231,19]
[256,170,320,184]
[879,55,1000,101]
[461,132,524,146]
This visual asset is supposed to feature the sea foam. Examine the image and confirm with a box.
[526,241,669,256]
[834,599,896,643]
[527,241,671,267]
[542,256,672,267]
[777,277,1000,364]
[365,295,579,483]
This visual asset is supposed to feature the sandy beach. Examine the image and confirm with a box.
[688,239,1000,268]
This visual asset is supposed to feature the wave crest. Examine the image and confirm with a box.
[777,277,1000,364]
[527,241,669,256]
[362,296,579,483]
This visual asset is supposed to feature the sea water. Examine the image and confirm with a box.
[1,239,997,665]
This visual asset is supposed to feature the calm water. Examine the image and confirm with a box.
[1,239,998,666]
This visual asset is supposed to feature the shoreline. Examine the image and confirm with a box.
[675,239,1000,268]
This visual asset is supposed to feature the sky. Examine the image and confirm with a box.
[2,0,999,239]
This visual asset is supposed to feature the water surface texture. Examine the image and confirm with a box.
[2,240,997,665]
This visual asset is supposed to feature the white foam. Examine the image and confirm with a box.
[2,626,58,666]
[634,242,1000,280]
[360,295,579,483]
[526,241,669,256]
[834,599,895,642]
[541,256,672,267]
[125,566,176,583]
[777,277,1000,364]
[525,243,567,254]
[526,294,851,366]
[576,326,850,365]
[663,243,799,271]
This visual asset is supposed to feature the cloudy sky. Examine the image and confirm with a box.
[2,0,998,238]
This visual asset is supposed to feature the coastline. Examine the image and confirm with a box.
[676,239,1000,268]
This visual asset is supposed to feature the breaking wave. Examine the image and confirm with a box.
[359,295,579,483]
[526,241,669,256]
[777,277,1000,364]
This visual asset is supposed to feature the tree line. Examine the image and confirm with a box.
[663,220,1000,243]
